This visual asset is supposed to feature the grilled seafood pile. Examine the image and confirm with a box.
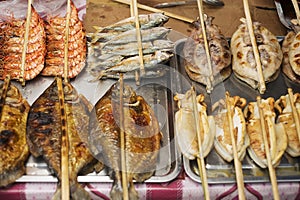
[275,93,300,157]
[0,80,30,187]
[89,82,162,200]
[87,13,174,80]
[244,97,287,168]
[26,78,102,199]
[0,6,46,81]
[183,15,231,88]
[231,18,283,89]
[213,95,249,162]
[174,88,215,160]
[41,1,86,78]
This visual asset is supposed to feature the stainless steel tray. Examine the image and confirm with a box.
[174,38,300,183]
[13,59,182,183]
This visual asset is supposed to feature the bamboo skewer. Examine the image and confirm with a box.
[20,0,33,86]
[291,0,300,25]
[288,88,300,145]
[196,0,213,93]
[119,74,129,200]
[225,92,245,200]
[112,0,194,23]
[256,97,279,200]
[191,86,210,200]
[63,0,72,83]
[242,0,266,94]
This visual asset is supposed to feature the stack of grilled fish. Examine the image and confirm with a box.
[87,13,174,80]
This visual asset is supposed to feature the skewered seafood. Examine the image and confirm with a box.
[0,6,46,81]
[231,18,283,89]
[213,95,249,162]
[89,82,161,200]
[183,15,231,87]
[244,97,287,168]
[0,80,30,187]
[26,78,101,199]
[41,1,86,78]
[275,93,300,157]
[174,88,215,160]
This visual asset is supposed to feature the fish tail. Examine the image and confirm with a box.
[51,183,90,200]
[110,179,139,200]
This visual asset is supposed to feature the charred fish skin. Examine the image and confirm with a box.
[26,79,95,200]
[89,83,161,200]
[0,83,30,187]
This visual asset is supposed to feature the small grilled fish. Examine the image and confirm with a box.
[26,78,101,200]
[89,82,161,200]
[0,81,30,187]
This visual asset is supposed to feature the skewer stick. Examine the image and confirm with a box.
[112,0,194,23]
[191,86,210,200]
[20,0,33,86]
[256,97,279,200]
[243,0,266,94]
[57,77,70,200]
[287,88,300,145]
[119,74,129,200]
[225,92,245,200]
[63,0,72,83]
[291,0,300,25]
[131,0,145,78]
[196,0,213,93]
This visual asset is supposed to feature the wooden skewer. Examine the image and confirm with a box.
[191,86,210,200]
[63,0,72,83]
[20,0,33,86]
[119,74,129,200]
[112,0,194,23]
[243,0,266,94]
[196,0,213,93]
[131,0,145,78]
[291,0,300,25]
[256,97,279,200]
[288,88,300,145]
[225,92,245,200]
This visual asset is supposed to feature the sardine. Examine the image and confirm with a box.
[89,82,161,200]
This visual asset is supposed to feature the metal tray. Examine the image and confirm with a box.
[174,38,300,184]
[14,59,182,183]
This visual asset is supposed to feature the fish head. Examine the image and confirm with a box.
[150,13,169,25]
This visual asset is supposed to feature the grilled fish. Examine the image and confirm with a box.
[89,82,161,200]
[26,78,101,199]
[0,80,30,187]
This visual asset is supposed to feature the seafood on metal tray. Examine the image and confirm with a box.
[275,93,300,157]
[244,97,287,168]
[213,95,249,162]
[0,6,46,81]
[231,18,283,89]
[89,82,162,200]
[26,78,103,200]
[41,1,86,79]
[0,80,30,187]
[183,15,232,87]
[174,88,215,160]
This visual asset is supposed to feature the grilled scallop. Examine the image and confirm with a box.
[275,93,300,157]
[213,95,249,162]
[174,88,215,160]
[231,18,283,89]
[244,97,287,168]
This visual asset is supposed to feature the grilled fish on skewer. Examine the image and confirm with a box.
[26,78,101,199]
[275,93,300,157]
[244,97,287,168]
[89,83,161,200]
[0,81,30,187]
[183,15,231,87]
[174,88,215,160]
[0,6,46,81]
[213,95,249,162]
[231,18,283,89]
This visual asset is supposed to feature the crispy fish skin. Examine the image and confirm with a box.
[26,79,97,200]
[89,83,161,200]
[0,83,30,187]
